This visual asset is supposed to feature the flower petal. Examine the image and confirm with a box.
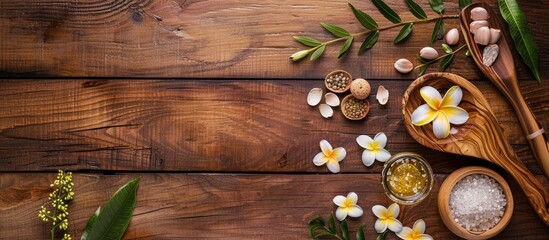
[313,152,328,166]
[411,104,438,126]
[374,132,388,148]
[375,148,391,162]
[441,106,469,125]
[362,150,376,166]
[346,192,358,204]
[387,218,403,233]
[333,195,347,207]
[335,207,348,221]
[440,86,462,107]
[356,135,374,150]
[433,112,451,139]
[374,219,388,233]
[333,147,347,162]
[320,140,333,156]
[326,159,340,173]
[347,205,363,218]
[396,226,413,239]
[372,205,387,218]
[417,234,434,240]
[413,219,426,234]
[388,203,400,218]
[420,86,442,109]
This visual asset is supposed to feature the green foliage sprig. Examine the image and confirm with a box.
[38,170,75,240]
[289,1,459,62]
[415,44,468,76]
[308,214,365,240]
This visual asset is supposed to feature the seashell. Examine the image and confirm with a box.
[471,7,490,21]
[489,28,501,44]
[394,58,413,74]
[445,28,460,46]
[482,44,499,67]
[350,78,371,100]
[325,92,340,107]
[469,20,489,35]
[307,88,323,106]
[420,47,439,60]
[376,85,389,105]
[474,26,491,45]
[319,104,333,118]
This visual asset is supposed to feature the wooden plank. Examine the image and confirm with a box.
[0,79,547,173]
[0,0,547,79]
[0,173,547,239]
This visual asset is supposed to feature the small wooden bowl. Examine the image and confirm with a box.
[341,94,370,120]
[438,166,514,240]
[325,70,352,93]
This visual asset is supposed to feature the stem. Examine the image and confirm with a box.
[415,44,467,69]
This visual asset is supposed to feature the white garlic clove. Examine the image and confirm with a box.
[482,44,499,67]
[471,7,489,21]
[419,47,439,60]
[445,28,460,46]
[470,20,489,34]
[474,26,491,45]
[376,85,389,105]
[319,104,333,118]
[324,92,340,107]
[394,58,413,74]
[307,88,323,106]
[450,127,459,135]
[489,28,501,44]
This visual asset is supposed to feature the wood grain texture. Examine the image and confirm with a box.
[0,79,547,173]
[0,0,547,79]
[1,173,548,239]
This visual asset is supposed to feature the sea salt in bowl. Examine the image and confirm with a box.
[438,166,514,240]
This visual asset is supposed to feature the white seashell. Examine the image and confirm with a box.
[474,26,491,45]
[482,44,499,67]
[445,28,460,46]
[489,28,501,44]
[469,20,489,35]
[394,58,413,74]
[420,47,439,60]
[376,85,389,105]
[319,104,333,118]
[325,92,340,107]
[471,7,489,21]
[307,88,323,106]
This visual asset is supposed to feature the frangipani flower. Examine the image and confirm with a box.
[411,86,469,139]
[356,132,391,166]
[313,140,346,173]
[396,219,433,240]
[333,192,363,221]
[372,203,403,233]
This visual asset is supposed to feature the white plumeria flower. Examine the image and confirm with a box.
[313,140,346,173]
[356,132,391,167]
[396,219,433,240]
[333,192,364,221]
[372,203,403,233]
[411,85,469,139]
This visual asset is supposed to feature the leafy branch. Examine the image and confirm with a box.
[290,1,459,61]
[308,215,365,240]
[415,44,468,76]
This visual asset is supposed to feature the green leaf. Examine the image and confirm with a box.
[439,53,454,72]
[359,31,379,54]
[415,53,427,64]
[289,50,310,62]
[321,22,350,38]
[376,231,387,240]
[309,224,322,238]
[315,232,336,238]
[417,64,429,76]
[293,36,321,47]
[466,49,471,57]
[349,3,378,29]
[85,177,141,240]
[430,19,444,43]
[405,0,428,19]
[81,207,101,240]
[394,23,413,44]
[308,215,325,226]
[442,43,453,54]
[340,220,349,240]
[371,0,401,23]
[311,45,326,61]
[499,0,541,82]
[328,214,336,233]
[459,0,473,10]
[338,37,353,58]
[356,225,365,240]
[428,0,444,14]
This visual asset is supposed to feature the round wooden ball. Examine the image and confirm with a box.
[350,78,371,100]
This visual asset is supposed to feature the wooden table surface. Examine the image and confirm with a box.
[0,0,548,239]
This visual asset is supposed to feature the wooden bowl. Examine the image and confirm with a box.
[438,166,514,240]
[325,70,352,93]
[341,94,369,120]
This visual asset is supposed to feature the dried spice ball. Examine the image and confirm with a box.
[342,95,370,120]
[350,78,371,100]
[325,70,352,93]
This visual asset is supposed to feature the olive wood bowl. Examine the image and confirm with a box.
[341,94,369,120]
[325,70,352,93]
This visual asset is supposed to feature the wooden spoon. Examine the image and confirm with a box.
[460,3,549,178]
[402,72,549,226]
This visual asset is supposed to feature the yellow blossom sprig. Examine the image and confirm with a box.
[333,192,363,221]
[313,140,346,173]
[372,203,403,235]
[38,170,74,240]
[396,219,433,240]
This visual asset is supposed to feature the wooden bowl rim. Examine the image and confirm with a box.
[325,70,352,93]
[438,166,514,239]
[341,94,370,120]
